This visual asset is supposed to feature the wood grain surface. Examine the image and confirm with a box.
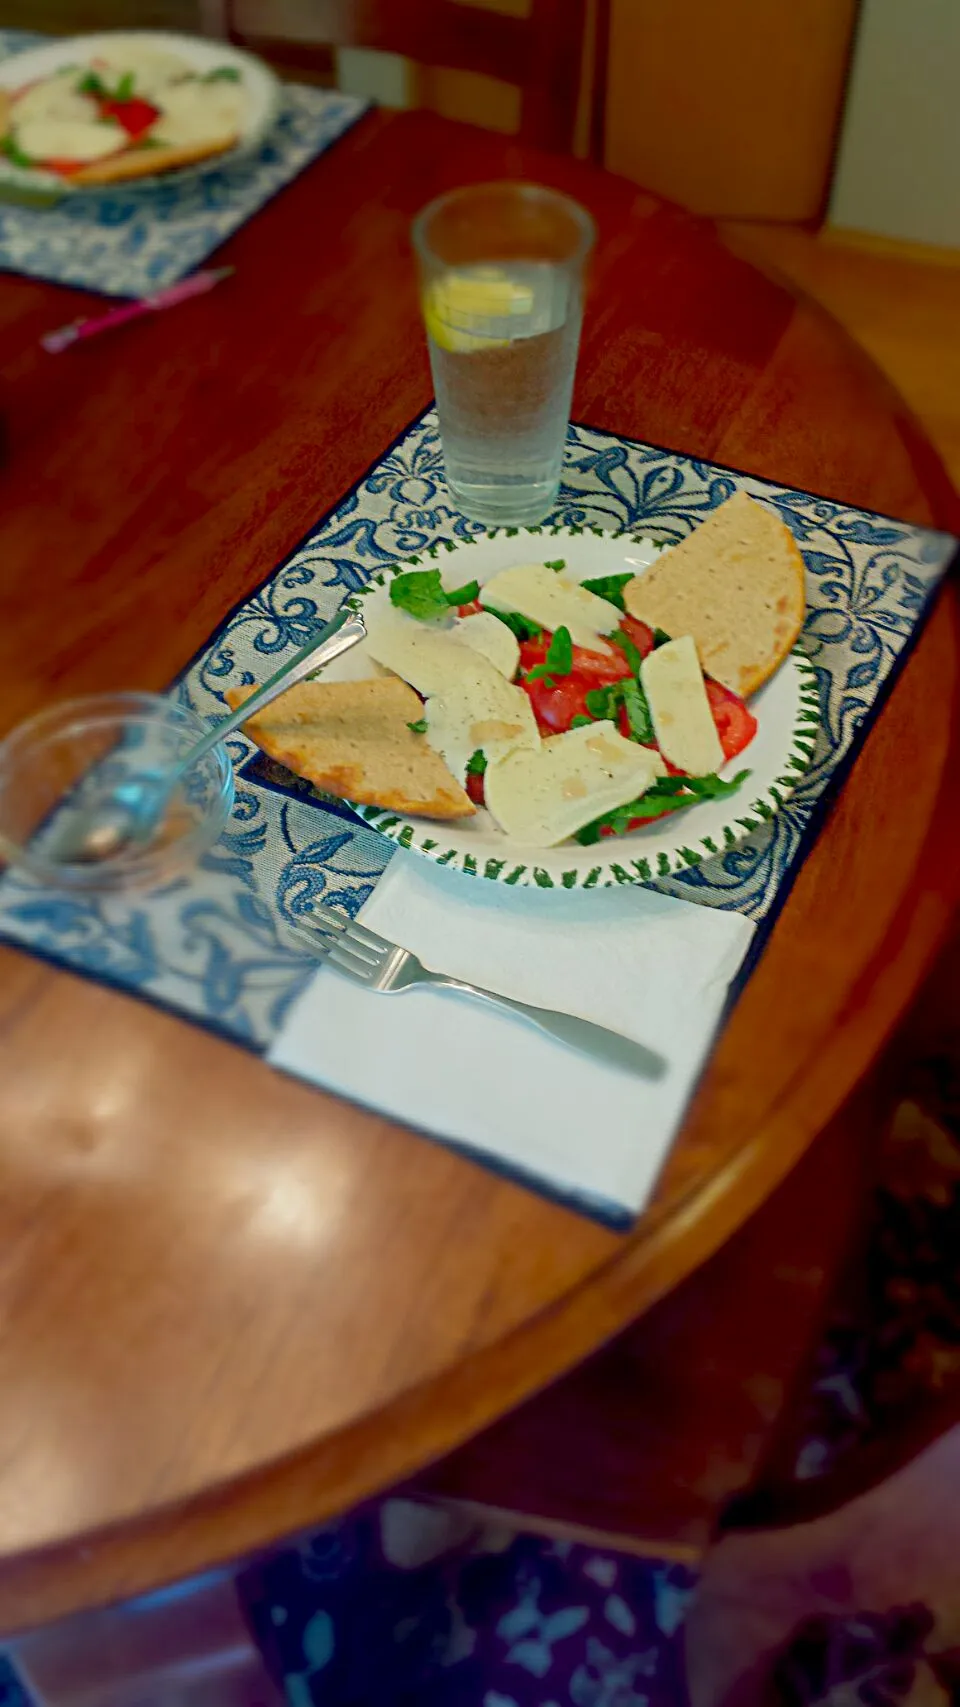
[0,109,957,1635]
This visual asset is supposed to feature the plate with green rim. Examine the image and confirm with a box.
[337,525,818,891]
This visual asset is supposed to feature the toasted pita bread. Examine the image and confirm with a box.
[624,492,806,699]
[71,132,237,185]
[226,676,475,821]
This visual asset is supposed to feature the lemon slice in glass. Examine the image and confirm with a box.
[423,266,535,353]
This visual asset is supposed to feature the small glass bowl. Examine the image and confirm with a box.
[0,692,234,892]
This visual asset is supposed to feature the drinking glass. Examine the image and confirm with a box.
[412,181,595,527]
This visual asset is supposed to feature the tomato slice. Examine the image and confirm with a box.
[466,770,486,806]
[457,599,484,617]
[524,674,593,735]
[518,635,548,673]
[570,641,632,683]
[617,614,656,659]
[39,158,87,176]
[100,96,160,140]
[705,679,758,762]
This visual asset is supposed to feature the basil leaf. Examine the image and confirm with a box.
[621,677,655,744]
[77,70,108,97]
[486,608,542,642]
[466,750,487,777]
[203,65,242,81]
[116,70,135,99]
[580,572,633,611]
[525,624,573,683]
[389,569,449,620]
[542,558,566,572]
[445,578,480,607]
[583,682,623,720]
[652,627,672,648]
[569,714,594,729]
[389,568,482,621]
[1,134,37,169]
[608,629,644,676]
[406,718,427,735]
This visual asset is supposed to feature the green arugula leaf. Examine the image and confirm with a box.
[680,768,751,800]
[116,69,135,99]
[543,558,566,572]
[466,750,487,777]
[621,677,655,744]
[608,629,644,676]
[203,65,242,81]
[574,769,751,844]
[652,627,672,648]
[525,625,573,683]
[445,578,480,607]
[406,718,427,735]
[580,572,633,611]
[486,608,543,643]
[1,133,37,169]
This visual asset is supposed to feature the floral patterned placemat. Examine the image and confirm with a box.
[0,30,368,298]
[0,408,954,1055]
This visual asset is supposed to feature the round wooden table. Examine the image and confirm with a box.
[0,110,957,1634]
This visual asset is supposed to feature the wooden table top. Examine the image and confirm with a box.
[0,109,957,1635]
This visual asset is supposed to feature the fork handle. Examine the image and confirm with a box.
[428,975,667,1081]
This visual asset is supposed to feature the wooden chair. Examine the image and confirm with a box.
[215,0,608,158]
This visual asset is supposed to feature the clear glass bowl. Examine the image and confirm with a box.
[0,692,234,892]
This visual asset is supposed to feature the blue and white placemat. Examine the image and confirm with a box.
[0,411,955,1085]
[0,30,368,298]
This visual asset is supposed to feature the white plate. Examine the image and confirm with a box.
[0,31,280,199]
[335,526,818,890]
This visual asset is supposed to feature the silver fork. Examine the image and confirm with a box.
[290,906,667,1081]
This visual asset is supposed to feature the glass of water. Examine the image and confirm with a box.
[412,181,595,527]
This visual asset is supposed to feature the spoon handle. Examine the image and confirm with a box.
[181,610,367,772]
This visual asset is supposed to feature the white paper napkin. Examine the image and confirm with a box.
[269,853,756,1221]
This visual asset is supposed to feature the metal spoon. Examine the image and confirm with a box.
[54,609,367,865]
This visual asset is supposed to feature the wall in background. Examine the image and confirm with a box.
[605,0,858,220]
[2,0,196,26]
[829,0,960,249]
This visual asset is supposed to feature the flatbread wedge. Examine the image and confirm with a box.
[623,492,806,698]
[70,132,237,185]
[226,676,475,820]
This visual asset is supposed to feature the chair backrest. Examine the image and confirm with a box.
[222,0,602,156]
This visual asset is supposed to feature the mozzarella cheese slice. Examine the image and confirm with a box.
[151,81,246,148]
[451,611,519,680]
[13,71,98,127]
[485,722,663,847]
[15,117,125,163]
[361,595,537,780]
[479,563,621,651]
[640,635,724,776]
[96,46,193,98]
[425,675,539,784]
[362,601,466,697]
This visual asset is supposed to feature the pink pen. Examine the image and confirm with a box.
[41,266,235,353]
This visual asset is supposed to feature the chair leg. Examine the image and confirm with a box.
[6,1570,284,1707]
